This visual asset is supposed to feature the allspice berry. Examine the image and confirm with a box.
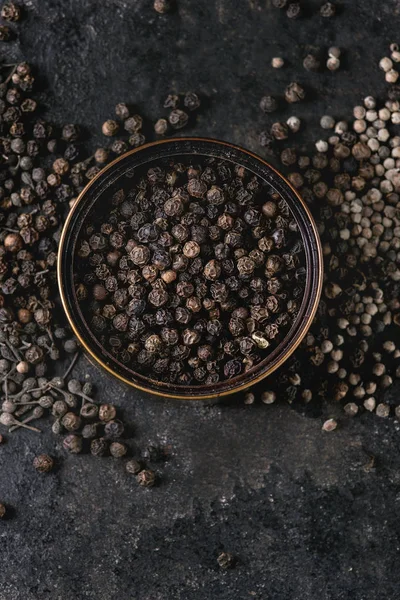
[33,454,54,473]
[102,119,119,137]
[0,503,6,518]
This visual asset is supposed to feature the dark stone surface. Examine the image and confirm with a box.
[1,1,400,598]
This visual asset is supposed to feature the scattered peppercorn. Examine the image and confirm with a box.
[184,92,201,111]
[63,434,83,454]
[285,82,305,104]
[1,2,21,21]
[154,118,168,135]
[110,441,127,458]
[169,109,189,129]
[99,403,117,422]
[102,119,119,137]
[320,2,336,17]
[154,0,174,13]
[90,437,109,457]
[126,459,142,474]
[0,25,11,40]
[33,454,54,473]
[217,551,236,569]
[286,3,301,18]
[136,469,156,487]
[259,95,278,113]
[303,54,320,72]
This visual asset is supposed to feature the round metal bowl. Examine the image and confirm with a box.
[58,138,323,400]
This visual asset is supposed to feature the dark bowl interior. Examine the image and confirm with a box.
[58,138,322,399]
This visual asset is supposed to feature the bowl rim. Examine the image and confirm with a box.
[58,137,323,400]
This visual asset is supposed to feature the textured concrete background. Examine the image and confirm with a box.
[1,1,400,598]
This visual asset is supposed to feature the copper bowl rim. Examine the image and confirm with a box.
[57,137,323,400]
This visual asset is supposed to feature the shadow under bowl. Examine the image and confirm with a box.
[58,137,323,400]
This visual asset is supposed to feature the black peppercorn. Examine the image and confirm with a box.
[286,2,301,18]
[90,437,109,457]
[80,404,99,420]
[217,552,236,569]
[303,54,321,72]
[63,434,83,454]
[136,469,156,487]
[169,109,189,130]
[126,459,142,474]
[99,404,117,422]
[285,82,305,103]
[61,412,81,432]
[33,454,54,473]
[1,2,21,21]
[259,95,278,113]
[110,441,127,458]
[154,0,173,13]
[271,122,289,140]
[104,419,125,438]
[184,92,201,111]
[320,2,336,17]
[102,119,119,136]
[0,25,10,40]
[82,423,98,439]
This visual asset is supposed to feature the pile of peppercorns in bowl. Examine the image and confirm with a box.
[59,138,322,399]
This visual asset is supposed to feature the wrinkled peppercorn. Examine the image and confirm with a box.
[217,552,236,569]
[136,469,156,487]
[33,454,54,473]
[169,109,189,130]
[126,459,142,474]
[63,434,83,454]
[90,437,109,457]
